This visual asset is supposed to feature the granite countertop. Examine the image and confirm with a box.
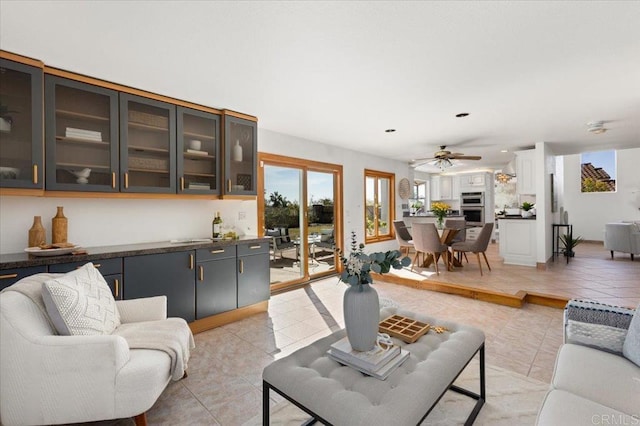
[0,236,269,270]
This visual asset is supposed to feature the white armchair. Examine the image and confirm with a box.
[604,222,640,260]
[0,272,192,426]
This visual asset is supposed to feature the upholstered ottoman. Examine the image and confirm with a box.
[262,307,486,425]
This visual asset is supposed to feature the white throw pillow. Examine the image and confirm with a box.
[42,262,121,335]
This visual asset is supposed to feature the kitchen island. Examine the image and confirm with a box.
[498,216,537,266]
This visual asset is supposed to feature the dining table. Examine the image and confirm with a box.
[421,228,463,270]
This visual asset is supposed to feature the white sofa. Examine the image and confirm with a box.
[604,221,640,260]
[536,300,640,425]
[0,272,193,426]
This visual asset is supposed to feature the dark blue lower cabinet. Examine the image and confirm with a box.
[196,257,237,318]
[0,266,47,290]
[104,274,123,300]
[124,251,195,322]
[237,252,270,308]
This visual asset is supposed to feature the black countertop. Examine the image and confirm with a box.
[0,236,269,270]
[497,215,537,220]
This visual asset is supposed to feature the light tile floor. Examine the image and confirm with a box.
[146,278,565,425]
[394,241,640,308]
[138,240,639,424]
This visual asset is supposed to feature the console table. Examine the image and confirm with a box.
[263,307,486,425]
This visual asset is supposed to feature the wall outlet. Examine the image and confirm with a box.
[238,211,246,220]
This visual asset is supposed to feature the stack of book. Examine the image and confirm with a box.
[327,336,409,380]
[188,182,211,190]
[65,127,102,142]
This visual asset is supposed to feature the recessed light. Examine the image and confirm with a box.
[385,129,396,133]
[455,113,469,118]
[501,150,508,153]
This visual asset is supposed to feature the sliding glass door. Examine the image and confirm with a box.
[259,154,342,291]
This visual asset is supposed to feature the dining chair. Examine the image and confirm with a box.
[451,223,494,276]
[411,222,450,275]
[445,218,468,263]
[393,220,414,256]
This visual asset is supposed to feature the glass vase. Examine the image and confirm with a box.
[437,216,444,229]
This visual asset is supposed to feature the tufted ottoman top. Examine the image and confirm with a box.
[263,307,485,425]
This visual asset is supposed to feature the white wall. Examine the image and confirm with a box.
[562,147,640,241]
[0,196,257,254]
[259,128,410,253]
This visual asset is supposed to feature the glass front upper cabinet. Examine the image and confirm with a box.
[0,57,43,189]
[177,107,220,194]
[224,114,257,196]
[120,93,176,193]
[45,76,119,191]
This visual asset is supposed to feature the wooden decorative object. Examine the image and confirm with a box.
[28,216,46,248]
[52,206,68,244]
[379,314,431,343]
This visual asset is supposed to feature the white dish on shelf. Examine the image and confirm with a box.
[24,246,78,257]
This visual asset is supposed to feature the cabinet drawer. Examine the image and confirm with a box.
[0,266,47,290]
[197,245,236,262]
[48,258,122,276]
[237,241,270,257]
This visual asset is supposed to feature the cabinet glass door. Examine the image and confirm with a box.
[45,76,119,191]
[0,59,43,189]
[120,94,176,193]
[177,107,219,194]
[224,115,256,195]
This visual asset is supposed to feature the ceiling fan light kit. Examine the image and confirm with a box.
[411,145,482,170]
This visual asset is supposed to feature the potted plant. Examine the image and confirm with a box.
[520,202,534,218]
[431,202,450,229]
[0,100,18,133]
[336,231,410,351]
[559,233,584,257]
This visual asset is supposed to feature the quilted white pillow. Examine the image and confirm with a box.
[42,262,121,335]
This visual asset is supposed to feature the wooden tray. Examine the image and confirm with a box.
[379,314,430,343]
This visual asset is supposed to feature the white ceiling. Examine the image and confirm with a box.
[2,1,639,173]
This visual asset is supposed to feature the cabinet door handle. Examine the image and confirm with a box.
[180,177,185,191]
[111,172,116,188]
[114,278,119,298]
[227,179,232,192]
[0,273,18,280]
[249,245,261,250]
[32,164,38,184]
[199,265,204,281]
[124,172,129,189]
[189,254,194,270]
[238,259,244,274]
[210,249,225,254]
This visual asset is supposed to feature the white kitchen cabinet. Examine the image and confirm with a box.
[498,218,537,266]
[516,150,536,195]
[431,175,454,200]
[459,173,486,191]
[451,175,460,200]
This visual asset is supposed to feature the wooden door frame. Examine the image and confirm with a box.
[258,152,343,290]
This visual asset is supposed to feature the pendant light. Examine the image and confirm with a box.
[232,140,243,162]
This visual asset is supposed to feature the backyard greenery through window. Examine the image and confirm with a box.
[580,150,616,193]
[365,169,395,243]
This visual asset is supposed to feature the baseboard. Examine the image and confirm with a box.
[189,301,269,334]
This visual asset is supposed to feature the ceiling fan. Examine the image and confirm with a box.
[410,145,482,169]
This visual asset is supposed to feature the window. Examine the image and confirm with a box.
[365,169,395,242]
[580,150,616,193]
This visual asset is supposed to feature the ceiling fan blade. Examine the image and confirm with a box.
[450,155,481,160]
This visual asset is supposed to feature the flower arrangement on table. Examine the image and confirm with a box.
[336,231,411,286]
[430,202,451,229]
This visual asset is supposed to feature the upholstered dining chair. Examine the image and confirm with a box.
[451,222,494,276]
[393,220,414,256]
[444,218,468,262]
[411,222,450,275]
